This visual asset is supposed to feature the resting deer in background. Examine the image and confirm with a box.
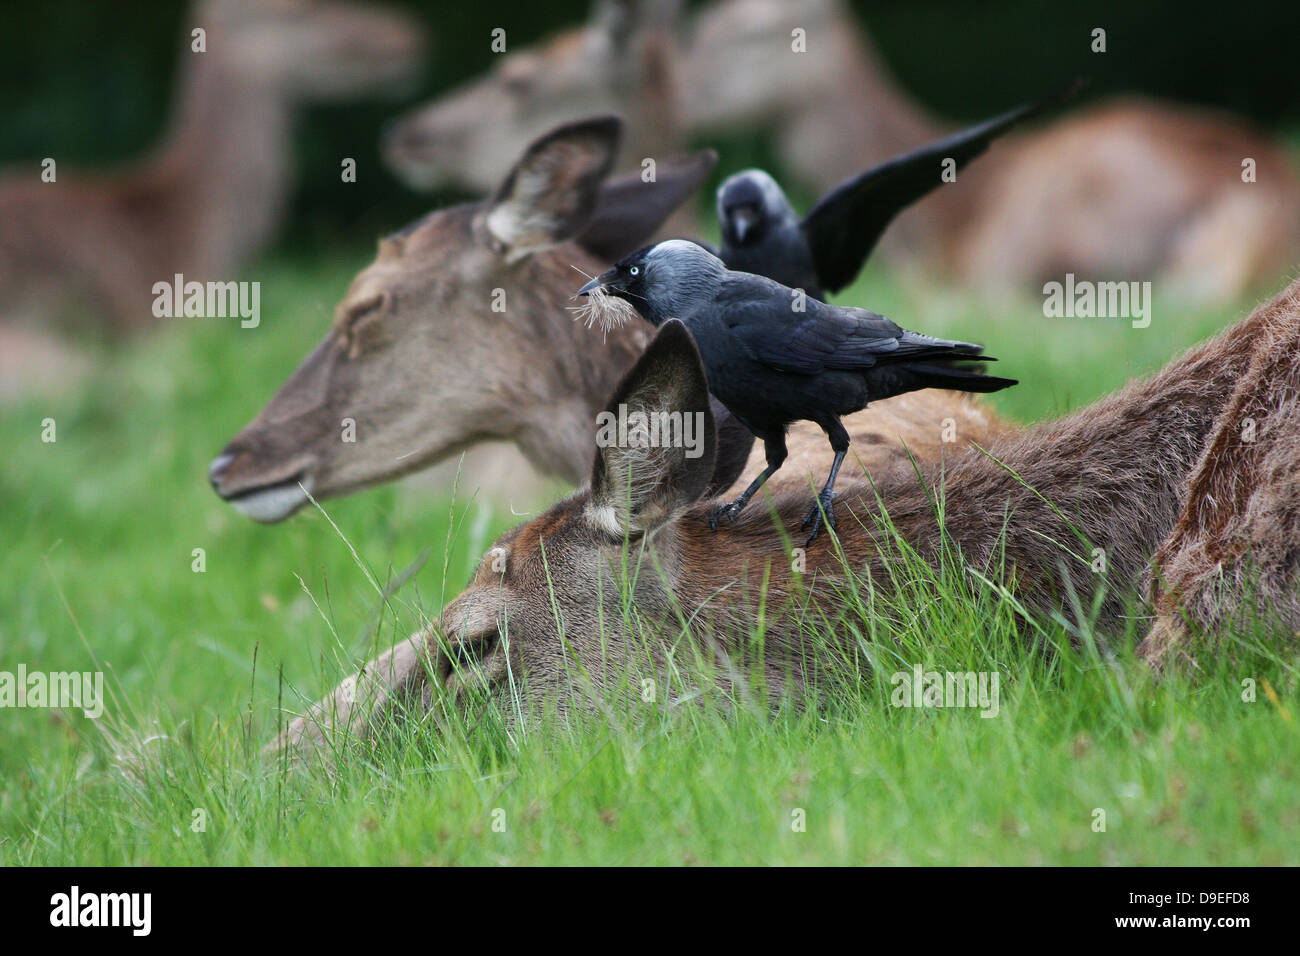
[386,0,1300,305]
[0,0,424,348]
[686,0,1300,304]
[273,278,1300,756]
[210,116,1008,521]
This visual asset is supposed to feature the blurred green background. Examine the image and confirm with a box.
[6,0,1299,251]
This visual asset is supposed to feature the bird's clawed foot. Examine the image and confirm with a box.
[800,491,837,545]
[709,498,748,531]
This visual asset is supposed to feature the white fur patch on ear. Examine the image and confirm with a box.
[486,122,619,257]
[591,390,688,534]
[485,204,556,261]
[585,501,625,537]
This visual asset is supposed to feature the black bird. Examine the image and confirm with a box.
[576,241,1017,543]
[714,82,1083,301]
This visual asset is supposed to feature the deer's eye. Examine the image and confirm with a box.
[440,628,501,682]
[454,630,499,666]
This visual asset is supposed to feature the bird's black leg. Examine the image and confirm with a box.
[801,418,851,544]
[710,433,788,530]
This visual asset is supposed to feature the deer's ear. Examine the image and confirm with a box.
[590,320,717,536]
[484,116,622,259]
[576,150,718,262]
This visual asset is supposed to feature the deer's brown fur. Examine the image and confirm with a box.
[1141,288,1300,666]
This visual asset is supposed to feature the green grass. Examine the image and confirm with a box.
[2,250,1297,865]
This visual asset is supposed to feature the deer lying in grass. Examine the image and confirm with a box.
[212,116,1007,521]
[272,278,1298,756]
[385,0,1300,303]
[0,0,424,337]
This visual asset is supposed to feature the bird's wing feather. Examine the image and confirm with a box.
[800,79,1084,294]
[725,298,910,374]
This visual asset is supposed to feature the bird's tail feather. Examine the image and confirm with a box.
[904,361,1018,394]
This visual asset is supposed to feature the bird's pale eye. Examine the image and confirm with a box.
[629,266,640,277]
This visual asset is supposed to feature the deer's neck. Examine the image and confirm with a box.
[513,249,652,484]
[778,20,994,259]
[841,35,944,164]
[780,24,943,187]
[142,30,294,278]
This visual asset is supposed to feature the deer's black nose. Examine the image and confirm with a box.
[209,453,234,492]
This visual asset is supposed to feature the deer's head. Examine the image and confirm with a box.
[210,116,716,521]
[431,320,733,712]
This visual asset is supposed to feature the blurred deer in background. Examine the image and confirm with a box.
[386,0,1300,304]
[273,278,1300,756]
[383,0,687,225]
[213,117,1008,520]
[0,0,425,351]
[685,0,1300,303]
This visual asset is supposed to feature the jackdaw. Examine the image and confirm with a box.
[576,240,1017,542]
[715,82,1083,300]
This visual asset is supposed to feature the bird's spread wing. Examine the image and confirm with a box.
[800,78,1084,294]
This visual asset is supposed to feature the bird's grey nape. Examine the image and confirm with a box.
[646,240,729,280]
[644,241,728,320]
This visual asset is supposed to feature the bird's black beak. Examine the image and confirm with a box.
[730,206,759,244]
[576,268,618,297]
